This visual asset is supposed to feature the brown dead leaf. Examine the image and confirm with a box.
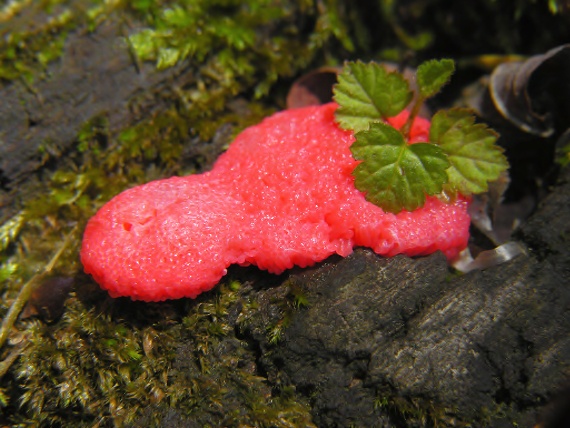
[286,66,341,109]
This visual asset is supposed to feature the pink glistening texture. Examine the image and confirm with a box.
[81,103,470,301]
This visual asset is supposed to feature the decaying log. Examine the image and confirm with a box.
[241,168,570,427]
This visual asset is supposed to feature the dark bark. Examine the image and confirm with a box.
[0,18,185,212]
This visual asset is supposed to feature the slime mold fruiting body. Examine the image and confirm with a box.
[81,103,470,301]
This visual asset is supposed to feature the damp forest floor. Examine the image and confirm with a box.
[1,1,570,427]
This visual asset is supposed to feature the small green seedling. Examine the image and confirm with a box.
[333,59,508,214]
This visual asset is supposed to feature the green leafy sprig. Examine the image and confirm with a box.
[333,59,508,214]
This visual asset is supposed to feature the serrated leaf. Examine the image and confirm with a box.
[417,58,455,99]
[430,108,509,196]
[334,61,413,132]
[351,122,450,213]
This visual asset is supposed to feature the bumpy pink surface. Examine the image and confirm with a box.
[81,103,470,301]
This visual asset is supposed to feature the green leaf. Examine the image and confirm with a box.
[430,108,509,196]
[351,122,450,213]
[416,59,455,99]
[334,61,413,132]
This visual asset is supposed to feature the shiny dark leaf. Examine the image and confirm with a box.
[488,44,570,137]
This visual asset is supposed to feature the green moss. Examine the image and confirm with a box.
[0,0,117,83]
[126,0,356,149]
[0,2,72,82]
[0,212,26,252]
[0,96,282,427]
[8,281,314,426]
[128,0,354,95]
[264,283,310,345]
[2,77,317,421]
[14,299,174,426]
[374,391,464,427]
[237,279,311,347]
[176,282,314,427]
[557,140,570,167]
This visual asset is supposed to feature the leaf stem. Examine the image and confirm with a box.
[401,95,426,141]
